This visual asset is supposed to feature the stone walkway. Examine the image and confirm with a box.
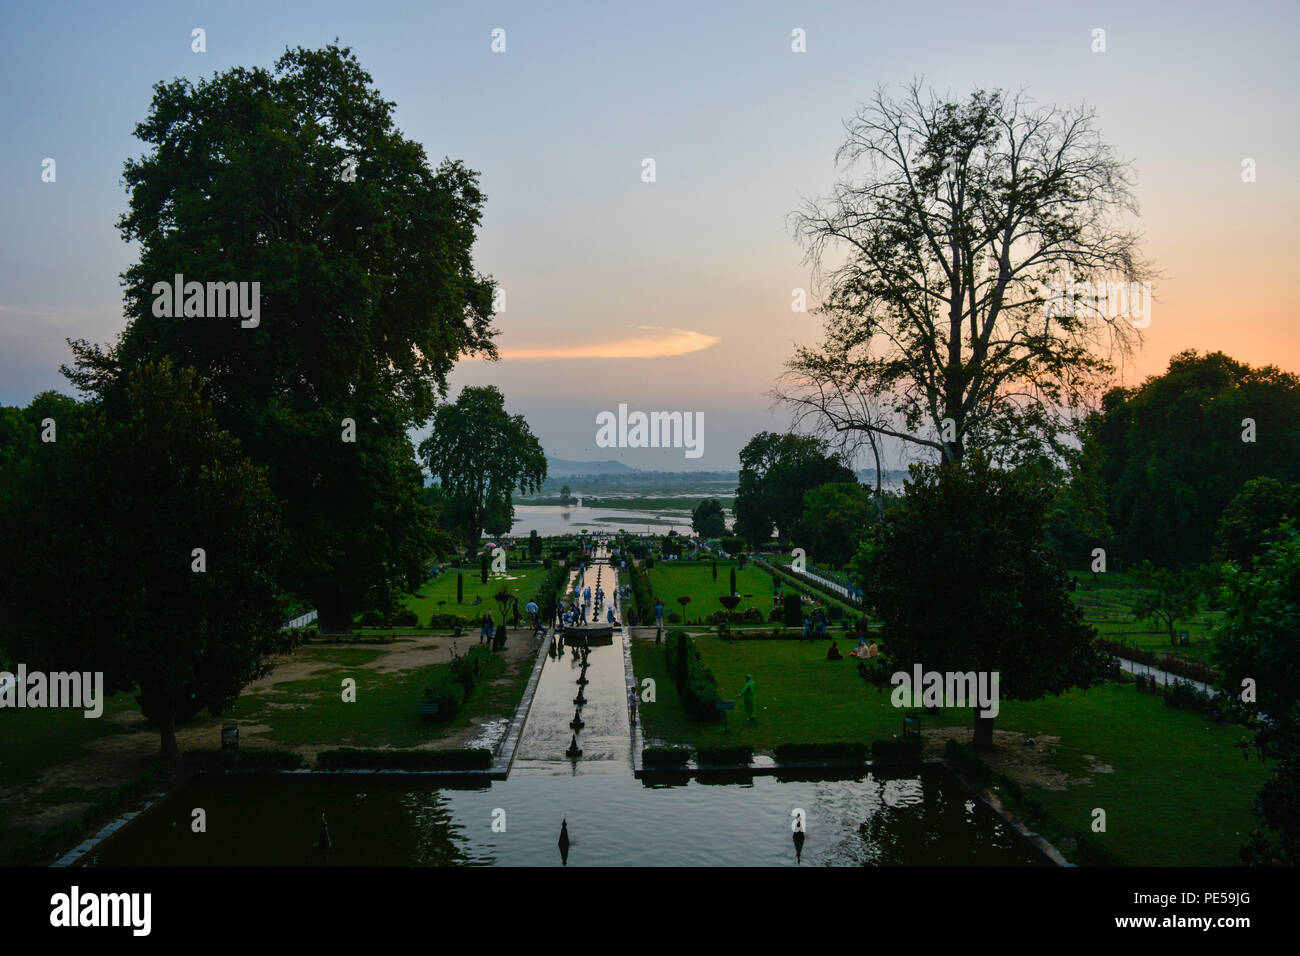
[510,547,634,775]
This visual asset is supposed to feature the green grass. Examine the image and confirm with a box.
[229,648,533,750]
[401,565,550,623]
[1069,572,1223,666]
[646,563,778,623]
[632,634,1266,866]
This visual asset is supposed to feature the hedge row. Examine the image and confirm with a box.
[773,742,868,764]
[183,748,305,771]
[629,563,657,623]
[1094,637,1220,685]
[759,558,864,611]
[642,746,692,767]
[944,740,1121,867]
[664,629,721,721]
[315,748,492,770]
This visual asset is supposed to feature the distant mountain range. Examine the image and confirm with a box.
[546,457,641,476]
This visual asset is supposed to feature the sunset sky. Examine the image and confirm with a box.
[2,0,1297,470]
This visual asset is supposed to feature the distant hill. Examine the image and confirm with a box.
[546,457,641,477]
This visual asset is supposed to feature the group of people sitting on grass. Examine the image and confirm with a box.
[827,636,878,661]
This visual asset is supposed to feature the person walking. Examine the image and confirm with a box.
[739,674,756,722]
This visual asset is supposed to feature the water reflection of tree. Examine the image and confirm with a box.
[401,790,491,866]
[857,770,1038,866]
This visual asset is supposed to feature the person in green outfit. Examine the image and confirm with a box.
[739,673,756,721]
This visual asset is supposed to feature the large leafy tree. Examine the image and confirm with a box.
[1212,523,1300,864]
[797,481,874,568]
[734,432,855,546]
[691,498,727,538]
[1214,476,1300,570]
[419,386,546,553]
[1090,351,1300,568]
[853,455,1109,748]
[63,43,497,632]
[779,83,1151,466]
[0,361,287,759]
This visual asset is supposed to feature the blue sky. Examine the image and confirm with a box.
[2,0,1297,469]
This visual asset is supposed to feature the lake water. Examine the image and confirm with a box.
[510,504,693,537]
[88,767,1046,867]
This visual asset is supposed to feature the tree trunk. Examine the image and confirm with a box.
[973,712,995,749]
[160,702,180,762]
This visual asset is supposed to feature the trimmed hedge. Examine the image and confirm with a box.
[183,748,305,771]
[870,737,923,760]
[427,612,474,629]
[315,748,492,770]
[642,746,691,767]
[696,746,753,766]
[774,742,868,764]
[664,629,721,721]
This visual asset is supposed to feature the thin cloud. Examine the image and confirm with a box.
[494,326,719,360]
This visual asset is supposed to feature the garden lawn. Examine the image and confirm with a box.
[632,634,1268,866]
[228,644,533,749]
[400,565,550,625]
[645,562,777,624]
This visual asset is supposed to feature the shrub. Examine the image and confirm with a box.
[643,746,692,767]
[870,738,923,760]
[696,746,753,766]
[392,609,418,627]
[664,629,722,721]
[774,742,868,764]
[358,609,386,627]
[426,612,472,629]
[720,537,746,555]
[424,673,466,718]
[183,748,305,771]
[315,748,491,770]
[782,593,803,628]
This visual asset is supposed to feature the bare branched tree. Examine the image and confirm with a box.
[777,81,1154,467]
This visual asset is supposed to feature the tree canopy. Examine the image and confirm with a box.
[852,455,1108,747]
[779,82,1151,467]
[61,43,497,630]
[1090,350,1300,568]
[419,385,546,552]
[0,361,287,759]
[691,498,727,538]
[797,481,874,568]
[733,431,855,545]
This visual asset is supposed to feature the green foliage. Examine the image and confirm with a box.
[664,629,721,721]
[858,456,1109,744]
[66,44,486,632]
[420,386,546,553]
[183,748,305,771]
[1215,476,1300,569]
[696,746,753,765]
[480,551,489,584]
[734,432,854,545]
[773,742,868,764]
[870,738,924,760]
[642,746,691,767]
[0,361,287,759]
[315,748,491,770]
[1128,561,1201,643]
[1212,522,1300,863]
[692,498,727,538]
[457,571,464,604]
[782,593,803,628]
[797,481,874,568]
[1092,351,1300,567]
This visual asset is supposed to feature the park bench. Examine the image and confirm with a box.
[417,700,439,718]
